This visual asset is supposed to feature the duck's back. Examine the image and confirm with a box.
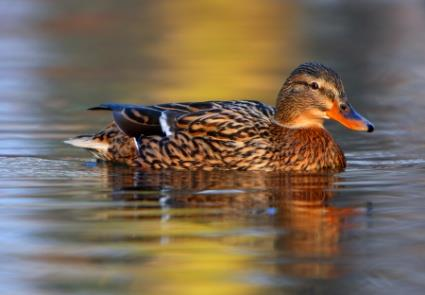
[66,100,280,170]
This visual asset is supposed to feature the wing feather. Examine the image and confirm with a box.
[88,100,275,139]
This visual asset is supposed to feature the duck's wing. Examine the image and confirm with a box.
[171,100,276,140]
[89,100,275,139]
[89,103,175,137]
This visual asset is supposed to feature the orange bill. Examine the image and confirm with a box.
[326,101,374,132]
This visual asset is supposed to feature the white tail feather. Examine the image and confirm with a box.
[64,136,109,160]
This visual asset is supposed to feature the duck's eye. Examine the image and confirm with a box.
[311,82,319,90]
[340,103,348,111]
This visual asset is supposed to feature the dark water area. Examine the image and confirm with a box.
[1,1,425,294]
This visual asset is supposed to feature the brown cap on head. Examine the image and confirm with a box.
[286,62,345,98]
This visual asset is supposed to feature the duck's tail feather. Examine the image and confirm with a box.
[64,123,139,163]
[64,135,110,160]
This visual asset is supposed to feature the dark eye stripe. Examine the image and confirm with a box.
[292,81,338,99]
[292,81,309,87]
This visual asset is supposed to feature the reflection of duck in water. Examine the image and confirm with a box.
[66,62,374,171]
[100,166,358,280]
[102,165,337,208]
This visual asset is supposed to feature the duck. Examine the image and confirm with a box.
[65,62,374,171]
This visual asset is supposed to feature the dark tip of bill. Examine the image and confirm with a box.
[367,123,374,133]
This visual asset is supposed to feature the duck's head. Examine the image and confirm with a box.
[275,62,374,132]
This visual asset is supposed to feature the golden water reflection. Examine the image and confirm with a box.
[70,166,360,293]
[33,0,304,107]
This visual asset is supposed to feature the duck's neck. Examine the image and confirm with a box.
[272,117,325,130]
[270,123,346,171]
[274,96,326,130]
[274,94,300,123]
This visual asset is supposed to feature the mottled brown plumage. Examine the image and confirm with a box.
[65,62,374,172]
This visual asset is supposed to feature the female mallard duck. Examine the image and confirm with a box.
[66,62,374,171]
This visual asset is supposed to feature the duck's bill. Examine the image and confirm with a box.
[326,102,374,132]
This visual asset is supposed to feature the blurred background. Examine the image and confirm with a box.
[1,0,425,294]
